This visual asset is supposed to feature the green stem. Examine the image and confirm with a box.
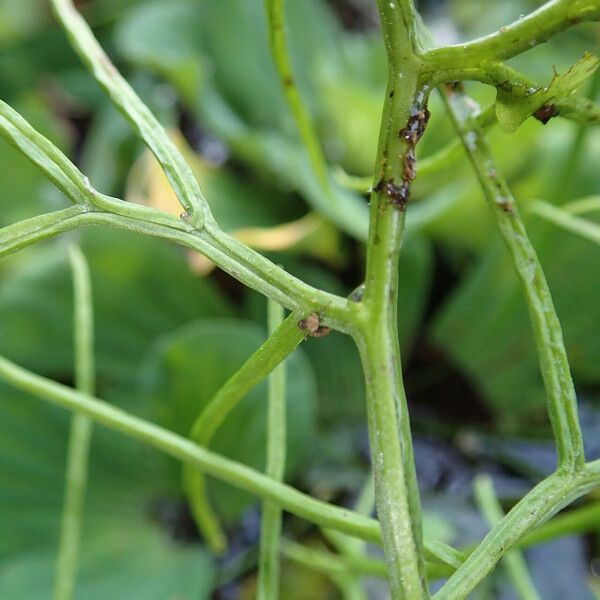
[352,3,429,598]
[443,86,584,471]
[257,301,288,599]
[0,349,462,570]
[520,501,600,548]
[263,0,367,240]
[53,246,95,600]
[422,0,600,69]
[435,469,600,599]
[474,475,541,600]
[51,0,208,227]
[529,200,600,246]
[0,98,353,331]
[335,106,496,193]
[0,352,379,543]
[264,0,328,192]
[183,310,305,552]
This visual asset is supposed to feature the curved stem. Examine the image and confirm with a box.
[263,0,368,240]
[435,469,600,599]
[530,200,600,246]
[0,99,353,329]
[423,0,600,68]
[51,0,208,227]
[0,352,381,543]
[184,309,304,553]
[442,85,584,471]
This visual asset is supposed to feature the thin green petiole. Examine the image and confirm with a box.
[263,0,367,240]
[53,246,95,600]
[529,200,600,246]
[257,301,288,599]
[183,310,305,553]
[474,475,541,600]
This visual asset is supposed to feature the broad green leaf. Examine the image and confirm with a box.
[0,385,214,598]
[430,216,600,417]
[315,34,386,175]
[139,319,317,524]
[0,230,233,385]
[496,53,600,132]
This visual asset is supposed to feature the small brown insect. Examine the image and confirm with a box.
[374,178,409,210]
[298,313,331,338]
[403,148,417,181]
[533,104,558,124]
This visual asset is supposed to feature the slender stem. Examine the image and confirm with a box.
[422,59,600,128]
[0,99,353,331]
[51,0,208,227]
[264,0,328,192]
[529,200,600,246]
[263,0,367,240]
[0,352,379,543]
[562,195,600,214]
[0,349,462,570]
[53,246,95,600]
[435,470,599,599]
[474,476,541,600]
[442,86,584,472]
[184,310,305,552]
[519,501,600,549]
[257,301,287,599]
[422,0,600,69]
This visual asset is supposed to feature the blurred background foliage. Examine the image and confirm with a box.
[1,0,600,598]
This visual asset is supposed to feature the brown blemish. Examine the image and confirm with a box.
[399,108,431,144]
[374,177,409,211]
[298,313,330,338]
[533,104,558,124]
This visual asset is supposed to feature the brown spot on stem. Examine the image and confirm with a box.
[533,104,558,124]
[374,178,409,210]
[298,313,330,338]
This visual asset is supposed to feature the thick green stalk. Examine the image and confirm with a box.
[183,310,305,552]
[443,87,584,471]
[474,476,541,600]
[53,246,95,600]
[355,2,429,598]
[257,301,287,599]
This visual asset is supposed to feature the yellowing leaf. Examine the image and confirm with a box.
[125,130,343,273]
